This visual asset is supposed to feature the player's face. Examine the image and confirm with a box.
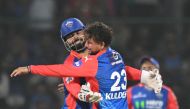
[141,61,157,71]
[64,30,86,52]
[65,30,84,44]
[85,38,104,55]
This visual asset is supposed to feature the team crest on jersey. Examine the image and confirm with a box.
[110,51,123,65]
[73,58,82,67]
[65,21,73,28]
[112,51,119,60]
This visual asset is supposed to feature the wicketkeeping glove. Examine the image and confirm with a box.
[141,69,163,93]
[78,83,103,102]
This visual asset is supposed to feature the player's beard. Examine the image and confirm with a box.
[70,38,86,53]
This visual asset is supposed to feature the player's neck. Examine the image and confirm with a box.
[145,85,154,91]
[80,50,89,57]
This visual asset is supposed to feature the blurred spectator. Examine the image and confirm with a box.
[29,0,55,31]
[182,30,190,58]
[160,32,182,72]
[112,24,132,60]
[127,56,179,109]
[3,1,26,17]
[0,71,9,109]
[127,0,160,17]
[29,83,53,109]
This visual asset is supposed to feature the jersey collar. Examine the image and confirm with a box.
[70,50,82,59]
[95,47,108,57]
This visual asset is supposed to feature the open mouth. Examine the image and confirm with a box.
[67,38,86,52]
[75,40,82,45]
[70,39,83,47]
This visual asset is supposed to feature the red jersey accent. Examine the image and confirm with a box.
[65,93,77,109]
[127,86,133,109]
[85,77,99,109]
[163,86,179,109]
[62,53,89,109]
[70,50,82,59]
[30,55,98,77]
[126,66,141,80]
[30,50,108,78]
[29,49,142,109]
[63,77,81,99]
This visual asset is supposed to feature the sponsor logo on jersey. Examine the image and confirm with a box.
[134,100,163,109]
[133,92,147,99]
[135,100,145,109]
[111,60,123,65]
[146,100,163,108]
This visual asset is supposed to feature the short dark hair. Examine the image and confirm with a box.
[84,22,113,47]
[139,56,160,69]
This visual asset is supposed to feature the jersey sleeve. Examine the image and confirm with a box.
[30,56,98,78]
[63,77,81,99]
[127,87,133,109]
[167,87,179,109]
[126,66,141,80]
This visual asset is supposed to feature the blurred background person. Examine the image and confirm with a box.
[127,56,179,109]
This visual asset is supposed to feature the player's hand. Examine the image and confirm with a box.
[57,83,64,93]
[149,69,162,93]
[78,82,102,103]
[141,69,163,93]
[148,73,162,93]
[10,66,30,77]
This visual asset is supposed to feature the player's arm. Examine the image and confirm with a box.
[126,66,163,93]
[126,66,141,80]
[30,63,97,77]
[63,77,82,99]
[167,87,179,109]
[57,78,82,97]
[10,57,98,78]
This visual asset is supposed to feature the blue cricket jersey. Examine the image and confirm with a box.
[127,84,179,109]
[30,47,129,109]
[91,48,128,109]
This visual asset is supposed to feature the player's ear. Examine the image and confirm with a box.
[101,42,105,49]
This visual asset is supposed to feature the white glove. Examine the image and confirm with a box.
[151,72,162,93]
[78,83,103,102]
[141,69,163,93]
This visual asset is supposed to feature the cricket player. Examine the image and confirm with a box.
[59,18,91,109]
[127,56,179,109]
[58,18,141,109]
[58,18,149,109]
[11,22,162,109]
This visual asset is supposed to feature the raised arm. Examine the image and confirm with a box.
[10,56,98,78]
[126,66,141,80]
